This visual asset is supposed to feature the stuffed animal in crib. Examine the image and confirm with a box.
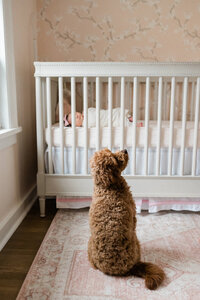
[88,148,165,290]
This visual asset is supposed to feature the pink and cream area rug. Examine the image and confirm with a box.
[17,209,200,300]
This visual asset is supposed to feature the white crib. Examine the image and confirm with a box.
[34,62,200,216]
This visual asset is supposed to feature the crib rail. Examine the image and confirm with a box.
[34,62,200,77]
[35,62,200,188]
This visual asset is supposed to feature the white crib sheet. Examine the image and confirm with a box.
[45,121,200,148]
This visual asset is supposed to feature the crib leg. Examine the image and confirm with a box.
[39,197,46,217]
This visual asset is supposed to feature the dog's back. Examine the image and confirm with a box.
[89,186,140,275]
[88,149,165,290]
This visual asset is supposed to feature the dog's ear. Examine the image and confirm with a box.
[90,149,112,170]
[90,149,119,187]
[93,168,117,186]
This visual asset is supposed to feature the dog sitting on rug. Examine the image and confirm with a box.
[88,148,165,290]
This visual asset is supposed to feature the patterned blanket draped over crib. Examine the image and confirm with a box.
[34,62,200,216]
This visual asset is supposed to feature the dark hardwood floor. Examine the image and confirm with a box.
[0,198,57,300]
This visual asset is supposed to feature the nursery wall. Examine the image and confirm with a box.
[0,0,37,249]
[36,0,200,62]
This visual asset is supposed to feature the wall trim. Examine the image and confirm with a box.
[0,0,18,129]
[0,184,37,251]
[0,127,22,150]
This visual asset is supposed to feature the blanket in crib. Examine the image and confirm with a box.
[82,107,130,127]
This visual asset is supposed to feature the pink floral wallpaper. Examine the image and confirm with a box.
[36,0,200,62]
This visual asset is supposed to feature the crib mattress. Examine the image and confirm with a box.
[45,121,200,148]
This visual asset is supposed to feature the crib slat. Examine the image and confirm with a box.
[138,80,141,120]
[71,77,76,174]
[127,81,131,114]
[180,77,188,176]
[120,77,125,150]
[190,80,195,121]
[132,77,138,175]
[41,79,46,130]
[175,82,180,121]
[46,77,53,174]
[117,80,120,107]
[83,77,88,174]
[154,80,158,120]
[108,77,113,150]
[156,77,163,176]
[58,77,64,174]
[90,81,94,107]
[163,80,167,120]
[192,77,200,176]
[35,76,45,173]
[96,77,100,151]
[144,77,150,175]
[168,77,176,176]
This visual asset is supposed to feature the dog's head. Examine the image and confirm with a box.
[90,148,129,187]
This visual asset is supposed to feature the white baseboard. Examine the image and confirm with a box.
[0,184,37,251]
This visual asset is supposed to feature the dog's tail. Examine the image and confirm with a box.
[130,261,165,290]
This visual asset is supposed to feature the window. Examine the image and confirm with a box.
[0,0,21,149]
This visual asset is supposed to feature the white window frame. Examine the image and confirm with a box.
[0,0,21,150]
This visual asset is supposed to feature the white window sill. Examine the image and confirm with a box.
[0,127,22,150]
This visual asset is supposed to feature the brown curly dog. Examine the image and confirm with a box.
[88,148,165,290]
